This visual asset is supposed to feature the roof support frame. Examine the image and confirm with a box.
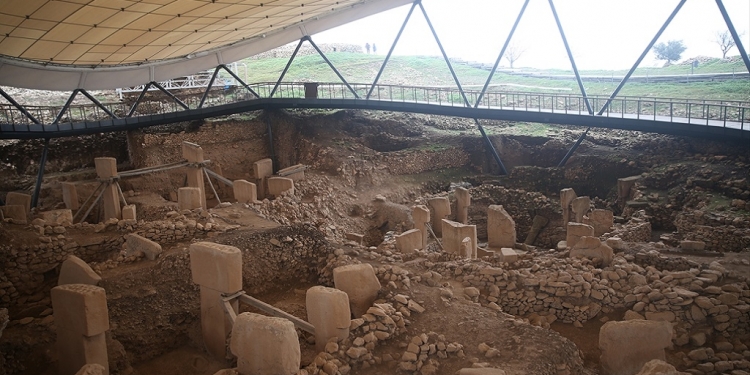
[0,88,41,125]
[198,66,222,109]
[306,36,361,99]
[219,64,260,99]
[548,0,592,115]
[270,38,306,98]
[78,89,118,120]
[151,81,190,110]
[715,0,750,73]
[127,83,153,117]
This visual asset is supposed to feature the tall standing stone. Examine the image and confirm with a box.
[454,187,471,224]
[230,313,300,375]
[62,182,80,211]
[487,205,516,249]
[571,196,591,223]
[182,142,207,209]
[566,222,594,248]
[253,158,273,200]
[618,176,641,201]
[441,219,478,259]
[412,205,430,250]
[560,188,577,224]
[306,286,351,352]
[233,179,257,204]
[6,192,31,214]
[190,242,243,358]
[94,158,121,221]
[333,263,381,318]
[51,284,110,375]
[599,320,673,375]
[583,209,614,236]
[427,197,451,236]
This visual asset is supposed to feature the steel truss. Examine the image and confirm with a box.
[1,0,749,207]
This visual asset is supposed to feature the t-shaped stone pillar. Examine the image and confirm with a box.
[233,180,257,204]
[454,187,471,224]
[62,182,80,211]
[182,142,207,209]
[560,188,577,224]
[51,284,109,375]
[189,242,243,358]
[230,312,300,375]
[427,197,450,236]
[94,157,121,221]
[306,286,350,352]
[412,205,430,250]
[333,263,381,318]
[487,205,516,249]
[253,158,273,200]
[571,196,591,223]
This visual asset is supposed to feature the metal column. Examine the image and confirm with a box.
[270,38,306,98]
[266,115,277,173]
[31,138,50,208]
[548,0,592,114]
[715,0,750,73]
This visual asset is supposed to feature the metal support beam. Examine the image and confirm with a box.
[597,0,686,115]
[558,127,589,167]
[236,293,315,334]
[0,87,41,124]
[219,64,260,99]
[548,0,592,115]
[203,167,221,204]
[307,36,360,98]
[198,66,221,108]
[715,0,750,73]
[270,38,305,98]
[475,0,530,108]
[31,138,50,208]
[127,82,152,117]
[419,2,507,175]
[266,115,277,173]
[151,81,190,110]
[78,89,118,119]
[53,89,80,125]
[367,0,419,99]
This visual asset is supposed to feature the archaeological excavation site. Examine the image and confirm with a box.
[0,107,748,375]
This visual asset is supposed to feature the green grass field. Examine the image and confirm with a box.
[234,53,749,102]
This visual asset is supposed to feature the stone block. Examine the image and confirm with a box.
[441,219,477,258]
[200,286,237,358]
[680,240,705,251]
[571,236,614,266]
[58,330,108,375]
[454,187,470,224]
[583,209,614,237]
[412,205,430,250]
[1,205,27,223]
[333,263,381,317]
[51,284,109,336]
[121,205,136,221]
[599,320,673,375]
[233,180,257,204]
[306,286,350,351]
[267,177,294,197]
[427,197,450,236]
[40,209,74,226]
[499,248,518,263]
[571,196,591,223]
[253,158,273,180]
[62,182,80,211]
[487,205,515,249]
[59,255,101,286]
[230,312,300,375]
[125,234,162,260]
[395,229,422,253]
[618,176,640,200]
[277,164,306,181]
[606,237,625,251]
[74,364,107,375]
[345,232,364,245]
[6,192,31,213]
[189,242,242,293]
[182,141,204,163]
[178,187,203,210]
[560,188,577,224]
[566,222,594,248]
[94,158,117,179]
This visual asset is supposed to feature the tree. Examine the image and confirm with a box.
[714,30,741,59]
[652,40,686,65]
[503,43,525,69]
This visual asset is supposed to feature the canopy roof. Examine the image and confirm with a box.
[0,0,411,90]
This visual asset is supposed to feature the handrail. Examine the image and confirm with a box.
[1,82,748,131]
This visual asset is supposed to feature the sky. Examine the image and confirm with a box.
[313,0,750,70]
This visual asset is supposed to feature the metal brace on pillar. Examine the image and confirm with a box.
[31,138,50,208]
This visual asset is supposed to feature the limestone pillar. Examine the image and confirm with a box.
[267,177,294,197]
[583,209,614,236]
[617,176,641,201]
[233,180,257,204]
[412,205,430,250]
[58,255,101,286]
[487,205,516,249]
[395,229,422,254]
[571,196,591,223]
[178,187,203,210]
[230,313,300,375]
[306,286,350,352]
[62,182,80,211]
[182,142,206,209]
[94,158,121,221]
[189,242,243,358]
[122,205,136,221]
[51,284,109,375]
[599,320,673,375]
[566,222,594,248]
[253,158,273,200]
[427,197,450,236]
[560,188,577,224]
[441,219,478,258]
[454,187,470,224]
[332,263,381,318]
[6,192,31,215]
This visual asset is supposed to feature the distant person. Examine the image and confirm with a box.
[372,44,377,54]
[365,42,371,54]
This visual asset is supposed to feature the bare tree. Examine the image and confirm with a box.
[714,30,742,59]
[504,43,525,69]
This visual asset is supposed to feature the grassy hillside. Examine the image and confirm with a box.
[235,53,749,101]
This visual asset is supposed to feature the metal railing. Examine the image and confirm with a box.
[2,82,748,131]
